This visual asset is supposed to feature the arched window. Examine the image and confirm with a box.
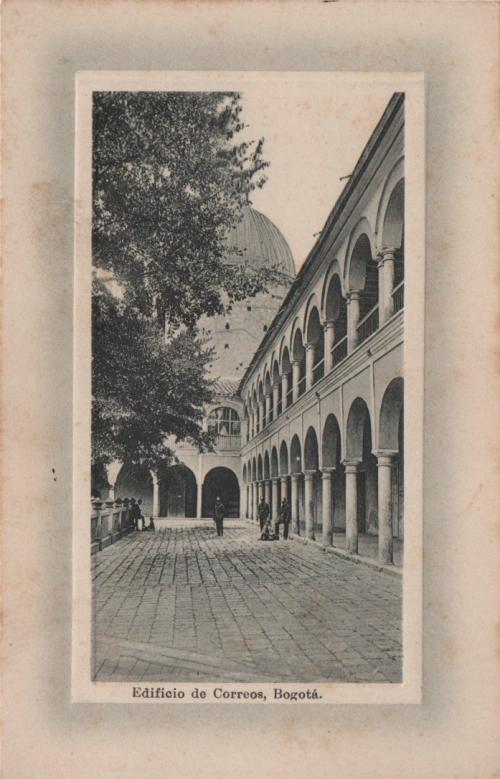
[208,407,241,450]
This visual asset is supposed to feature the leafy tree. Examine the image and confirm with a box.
[92,91,278,466]
[93,91,277,328]
[92,279,214,467]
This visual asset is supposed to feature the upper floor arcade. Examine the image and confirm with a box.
[239,93,405,443]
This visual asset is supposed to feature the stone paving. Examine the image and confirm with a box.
[92,519,402,683]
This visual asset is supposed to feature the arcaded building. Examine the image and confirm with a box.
[97,93,404,566]
[240,93,404,565]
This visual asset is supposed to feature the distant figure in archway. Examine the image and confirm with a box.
[258,496,270,531]
[275,497,291,540]
[213,496,225,537]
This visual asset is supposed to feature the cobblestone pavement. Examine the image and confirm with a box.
[93,519,402,683]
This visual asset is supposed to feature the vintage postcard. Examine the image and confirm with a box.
[73,71,424,704]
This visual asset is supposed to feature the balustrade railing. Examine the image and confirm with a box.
[392,281,404,312]
[331,335,348,367]
[91,497,135,553]
[213,433,241,451]
[357,304,379,343]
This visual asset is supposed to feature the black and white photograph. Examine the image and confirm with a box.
[73,71,424,702]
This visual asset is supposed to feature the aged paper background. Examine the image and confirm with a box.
[2,1,498,776]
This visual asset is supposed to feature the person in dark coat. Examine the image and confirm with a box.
[213,496,225,537]
[257,496,270,531]
[129,498,139,531]
[274,497,291,540]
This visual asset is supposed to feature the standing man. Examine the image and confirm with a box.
[258,495,270,532]
[275,497,291,540]
[213,496,225,537]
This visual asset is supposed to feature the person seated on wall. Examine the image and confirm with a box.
[259,516,277,541]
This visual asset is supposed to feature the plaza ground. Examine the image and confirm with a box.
[93,519,402,683]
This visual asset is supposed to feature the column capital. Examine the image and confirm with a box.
[342,458,361,473]
[304,469,316,481]
[291,472,301,481]
[305,341,315,352]
[377,247,398,263]
[321,466,335,475]
[346,290,361,303]
[280,473,289,480]
[323,319,335,330]
[271,476,280,484]
[374,450,398,466]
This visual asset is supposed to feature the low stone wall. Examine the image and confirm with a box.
[91,498,135,554]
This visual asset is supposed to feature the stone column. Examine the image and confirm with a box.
[304,470,316,540]
[272,381,280,419]
[266,392,273,426]
[196,478,202,518]
[105,461,122,500]
[378,249,396,325]
[291,474,300,534]
[321,467,335,546]
[280,475,289,503]
[324,320,335,372]
[264,479,271,509]
[282,372,289,409]
[347,292,361,352]
[344,460,360,554]
[292,360,301,403]
[151,469,160,517]
[271,477,279,522]
[305,342,315,390]
[259,400,265,431]
[251,482,257,520]
[240,482,247,521]
[377,452,396,564]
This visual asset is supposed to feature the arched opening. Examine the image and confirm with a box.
[292,328,306,397]
[306,306,325,384]
[322,414,345,531]
[272,360,282,416]
[159,463,197,518]
[208,406,241,451]
[290,434,304,534]
[379,377,404,539]
[281,346,292,409]
[252,457,257,482]
[91,462,109,499]
[257,454,263,482]
[346,398,378,534]
[202,467,240,518]
[263,451,270,481]
[349,233,379,343]
[279,440,289,476]
[115,464,154,516]
[271,447,279,478]
[382,178,405,311]
[304,426,321,537]
[324,275,348,367]
[264,370,272,425]
[257,381,264,433]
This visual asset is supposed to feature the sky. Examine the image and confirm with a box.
[237,80,397,270]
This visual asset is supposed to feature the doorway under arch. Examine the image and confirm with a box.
[159,463,197,518]
[202,467,240,518]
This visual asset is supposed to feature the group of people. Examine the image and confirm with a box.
[128,497,155,532]
[211,495,291,541]
[257,496,290,541]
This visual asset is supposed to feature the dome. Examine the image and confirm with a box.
[224,207,295,278]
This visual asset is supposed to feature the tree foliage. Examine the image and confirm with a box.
[93,91,275,328]
[92,279,214,467]
[92,91,275,466]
